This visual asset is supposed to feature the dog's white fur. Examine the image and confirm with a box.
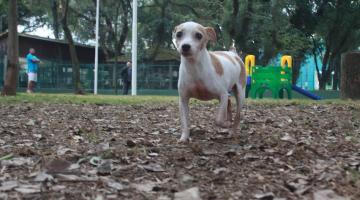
[173,21,246,142]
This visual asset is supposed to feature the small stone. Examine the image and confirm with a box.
[141,163,165,172]
[213,167,228,175]
[174,187,201,200]
[26,119,35,126]
[107,181,124,191]
[254,192,274,200]
[180,174,195,183]
[313,189,349,200]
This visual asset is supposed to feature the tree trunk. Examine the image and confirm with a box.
[2,0,19,96]
[235,0,252,52]
[332,55,340,90]
[148,0,168,61]
[51,0,60,39]
[60,0,83,94]
[118,0,130,54]
[292,57,303,85]
[318,48,331,90]
[340,51,360,99]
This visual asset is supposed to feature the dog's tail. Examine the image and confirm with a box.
[229,46,237,53]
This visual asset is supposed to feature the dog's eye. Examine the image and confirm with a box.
[176,31,183,38]
[195,32,203,40]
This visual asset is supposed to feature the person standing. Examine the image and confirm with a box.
[121,61,132,95]
[26,48,40,93]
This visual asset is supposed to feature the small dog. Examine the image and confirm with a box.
[173,21,246,142]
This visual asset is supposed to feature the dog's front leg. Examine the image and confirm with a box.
[179,95,190,142]
[215,93,231,128]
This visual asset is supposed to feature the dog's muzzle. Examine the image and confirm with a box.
[181,44,192,56]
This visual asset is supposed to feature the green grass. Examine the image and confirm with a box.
[0,93,178,105]
[0,92,359,107]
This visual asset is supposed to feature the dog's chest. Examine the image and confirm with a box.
[187,80,216,100]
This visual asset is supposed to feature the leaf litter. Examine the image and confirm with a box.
[0,102,359,199]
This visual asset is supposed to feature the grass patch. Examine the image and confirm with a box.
[0,92,359,107]
[0,93,178,105]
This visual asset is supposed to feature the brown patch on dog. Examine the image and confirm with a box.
[173,25,183,37]
[189,80,214,100]
[173,25,184,47]
[213,51,237,65]
[205,27,217,42]
[209,52,223,76]
[196,25,208,50]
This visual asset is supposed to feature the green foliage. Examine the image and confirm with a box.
[2,0,360,86]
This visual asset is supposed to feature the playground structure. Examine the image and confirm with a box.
[245,55,321,100]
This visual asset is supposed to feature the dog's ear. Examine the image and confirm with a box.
[205,27,217,43]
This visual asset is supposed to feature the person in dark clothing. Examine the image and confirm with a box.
[121,61,132,95]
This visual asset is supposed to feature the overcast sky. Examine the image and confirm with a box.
[18,25,55,39]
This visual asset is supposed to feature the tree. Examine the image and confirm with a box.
[0,0,47,33]
[2,0,19,96]
[290,0,360,90]
[2,0,19,95]
[59,0,83,94]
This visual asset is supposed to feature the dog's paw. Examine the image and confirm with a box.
[215,120,232,128]
[178,137,190,143]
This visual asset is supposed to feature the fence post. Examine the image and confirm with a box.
[3,55,7,82]
[169,64,173,90]
[112,64,117,94]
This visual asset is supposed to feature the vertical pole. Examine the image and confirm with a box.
[3,55,7,82]
[131,0,137,95]
[94,0,100,94]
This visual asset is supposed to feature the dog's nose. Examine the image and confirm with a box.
[182,44,191,52]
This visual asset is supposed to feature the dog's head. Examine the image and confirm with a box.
[173,22,216,58]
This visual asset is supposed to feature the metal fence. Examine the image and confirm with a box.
[0,59,180,95]
[0,56,4,88]
[0,59,341,98]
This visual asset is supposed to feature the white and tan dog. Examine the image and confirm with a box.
[173,21,246,142]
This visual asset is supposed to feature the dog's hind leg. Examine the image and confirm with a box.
[227,98,232,123]
[231,82,245,134]
[215,93,232,128]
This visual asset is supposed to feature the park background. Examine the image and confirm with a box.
[0,0,359,98]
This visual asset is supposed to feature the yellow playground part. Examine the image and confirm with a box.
[245,55,255,76]
[281,55,292,68]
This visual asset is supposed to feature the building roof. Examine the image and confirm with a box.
[0,31,107,63]
[0,31,95,49]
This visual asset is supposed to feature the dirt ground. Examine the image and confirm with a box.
[0,101,359,200]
